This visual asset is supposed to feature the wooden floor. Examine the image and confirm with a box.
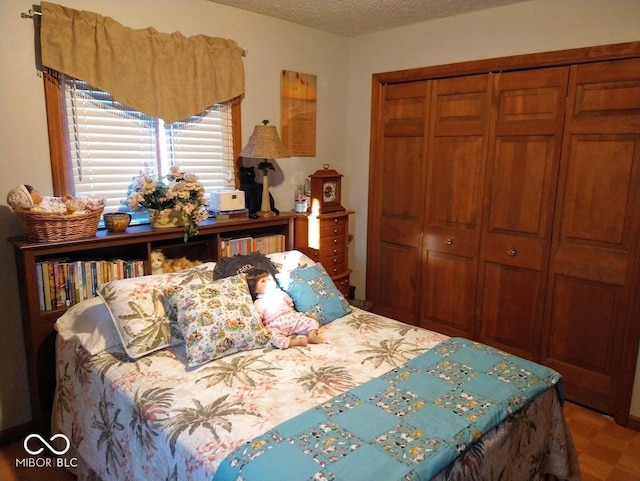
[0,402,638,481]
[563,402,640,481]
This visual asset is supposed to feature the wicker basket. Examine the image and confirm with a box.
[14,207,104,243]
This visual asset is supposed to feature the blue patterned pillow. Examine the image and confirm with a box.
[279,264,352,325]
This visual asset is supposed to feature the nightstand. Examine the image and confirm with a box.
[294,210,354,298]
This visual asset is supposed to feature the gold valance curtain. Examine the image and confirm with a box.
[39,1,245,123]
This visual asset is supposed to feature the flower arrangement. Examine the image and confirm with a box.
[127,166,208,241]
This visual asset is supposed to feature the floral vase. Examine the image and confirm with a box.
[147,208,186,229]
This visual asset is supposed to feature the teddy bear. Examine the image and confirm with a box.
[150,249,203,274]
[238,166,279,215]
[6,184,42,210]
[24,185,43,205]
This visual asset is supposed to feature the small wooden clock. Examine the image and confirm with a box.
[308,164,345,214]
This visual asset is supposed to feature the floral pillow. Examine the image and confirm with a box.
[170,275,271,368]
[278,264,352,325]
[97,262,216,359]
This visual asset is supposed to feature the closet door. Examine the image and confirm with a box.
[419,74,492,337]
[542,58,640,421]
[366,81,430,324]
[476,67,569,360]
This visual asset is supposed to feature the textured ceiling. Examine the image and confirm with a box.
[208,0,528,37]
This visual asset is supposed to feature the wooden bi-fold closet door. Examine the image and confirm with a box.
[367,74,493,332]
[419,74,492,339]
[367,43,640,425]
[541,58,640,416]
[366,80,431,325]
[475,67,569,361]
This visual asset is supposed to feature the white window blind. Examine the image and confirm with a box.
[65,78,235,218]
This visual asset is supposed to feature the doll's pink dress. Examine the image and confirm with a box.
[254,288,318,349]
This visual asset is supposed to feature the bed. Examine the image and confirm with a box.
[52,250,581,481]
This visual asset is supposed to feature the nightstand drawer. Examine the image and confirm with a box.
[331,270,351,298]
[319,214,347,226]
[318,244,346,258]
[319,252,345,268]
[318,234,346,250]
[320,221,347,238]
[322,262,346,277]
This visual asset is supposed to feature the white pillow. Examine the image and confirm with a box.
[54,296,121,355]
[266,250,316,286]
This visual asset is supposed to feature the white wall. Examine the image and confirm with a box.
[1,0,639,433]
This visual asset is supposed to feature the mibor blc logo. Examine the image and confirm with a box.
[16,433,78,469]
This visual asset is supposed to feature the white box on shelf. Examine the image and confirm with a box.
[210,190,245,212]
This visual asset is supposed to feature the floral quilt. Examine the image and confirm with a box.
[53,308,580,481]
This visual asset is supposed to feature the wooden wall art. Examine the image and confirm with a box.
[280,70,317,157]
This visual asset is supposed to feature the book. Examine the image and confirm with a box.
[211,208,249,221]
[35,257,146,311]
[220,233,286,257]
[41,262,52,310]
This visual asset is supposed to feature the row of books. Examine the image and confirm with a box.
[220,234,286,257]
[36,258,145,311]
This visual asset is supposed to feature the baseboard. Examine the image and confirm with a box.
[628,414,640,432]
[0,421,35,447]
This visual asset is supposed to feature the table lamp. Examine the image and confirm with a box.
[240,120,291,218]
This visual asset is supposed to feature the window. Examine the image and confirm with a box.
[44,71,242,220]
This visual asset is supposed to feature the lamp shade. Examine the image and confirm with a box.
[240,121,291,159]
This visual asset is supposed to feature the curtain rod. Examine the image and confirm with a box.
[20,9,248,56]
[21,9,41,18]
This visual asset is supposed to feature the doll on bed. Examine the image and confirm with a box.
[246,267,323,348]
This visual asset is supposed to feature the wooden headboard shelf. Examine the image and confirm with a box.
[9,214,296,435]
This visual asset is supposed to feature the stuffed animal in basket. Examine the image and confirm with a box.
[6,184,105,214]
[151,249,202,274]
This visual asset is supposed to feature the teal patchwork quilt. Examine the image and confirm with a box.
[214,337,562,481]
